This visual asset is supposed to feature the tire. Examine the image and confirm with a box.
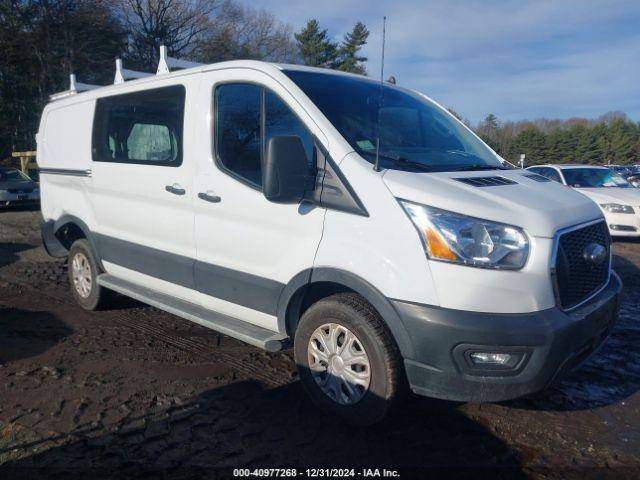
[67,239,110,311]
[294,292,403,425]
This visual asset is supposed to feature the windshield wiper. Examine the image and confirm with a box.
[356,149,435,172]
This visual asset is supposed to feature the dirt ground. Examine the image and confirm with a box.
[0,208,639,479]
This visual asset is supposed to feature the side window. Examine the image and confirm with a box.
[534,167,561,183]
[92,85,185,166]
[264,91,315,170]
[214,83,315,188]
[545,168,562,183]
[215,84,262,186]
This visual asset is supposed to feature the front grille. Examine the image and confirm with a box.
[8,188,33,194]
[554,221,610,310]
[454,176,518,187]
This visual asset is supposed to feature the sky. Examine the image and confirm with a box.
[250,0,640,125]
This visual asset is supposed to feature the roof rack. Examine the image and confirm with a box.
[49,74,101,101]
[114,58,153,84]
[49,45,205,101]
[157,45,203,74]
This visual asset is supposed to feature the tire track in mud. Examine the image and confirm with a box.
[0,262,294,388]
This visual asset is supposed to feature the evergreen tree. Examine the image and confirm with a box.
[336,21,369,74]
[512,127,548,165]
[609,118,636,163]
[0,0,125,157]
[294,19,338,68]
[547,128,578,163]
[476,114,500,151]
[484,113,499,130]
[574,125,600,164]
[474,112,640,166]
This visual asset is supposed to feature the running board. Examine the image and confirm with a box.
[96,274,288,352]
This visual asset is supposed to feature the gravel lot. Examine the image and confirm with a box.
[0,208,639,479]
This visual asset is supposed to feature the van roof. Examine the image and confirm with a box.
[46,60,372,107]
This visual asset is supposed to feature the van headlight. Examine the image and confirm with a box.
[600,203,634,214]
[399,200,529,269]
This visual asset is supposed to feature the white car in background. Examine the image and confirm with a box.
[527,164,640,237]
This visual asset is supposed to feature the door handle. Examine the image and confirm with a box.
[198,191,221,203]
[165,184,186,195]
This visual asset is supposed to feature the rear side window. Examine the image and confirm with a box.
[92,85,185,166]
[215,83,315,188]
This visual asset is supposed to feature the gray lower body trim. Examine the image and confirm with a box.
[41,220,68,257]
[95,233,284,315]
[97,234,195,290]
[97,274,287,351]
[195,262,283,315]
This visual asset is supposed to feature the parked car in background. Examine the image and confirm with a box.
[527,164,640,237]
[608,165,633,178]
[0,167,40,207]
[627,172,640,188]
[624,166,640,187]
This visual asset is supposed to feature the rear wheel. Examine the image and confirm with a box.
[68,239,110,310]
[294,293,403,425]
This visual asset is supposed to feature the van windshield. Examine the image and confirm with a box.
[283,70,503,172]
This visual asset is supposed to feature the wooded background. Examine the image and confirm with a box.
[1,0,638,166]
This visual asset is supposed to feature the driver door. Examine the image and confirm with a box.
[192,69,327,331]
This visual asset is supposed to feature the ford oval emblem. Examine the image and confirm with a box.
[583,243,607,265]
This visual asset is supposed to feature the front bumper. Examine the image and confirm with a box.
[394,272,622,402]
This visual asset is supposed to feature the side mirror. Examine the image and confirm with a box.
[262,135,311,204]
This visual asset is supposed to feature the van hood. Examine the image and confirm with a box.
[382,169,602,238]
[574,187,640,206]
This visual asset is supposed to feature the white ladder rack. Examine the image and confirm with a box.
[114,58,153,84]
[157,45,203,74]
[50,45,204,101]
[49,74,101,101]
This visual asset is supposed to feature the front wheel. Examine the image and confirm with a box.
[294,293,403,425]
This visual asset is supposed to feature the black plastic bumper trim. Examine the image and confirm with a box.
[393,272,622,402]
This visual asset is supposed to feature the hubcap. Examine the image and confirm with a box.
[307,323,371,405]
[71,252,92,298]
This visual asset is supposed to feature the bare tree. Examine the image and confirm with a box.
[120,0,218,70]
[197,0,297,64]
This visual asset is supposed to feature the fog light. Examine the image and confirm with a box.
[610,225,637,232]
[468,351,524,370]
[470,352,512,365]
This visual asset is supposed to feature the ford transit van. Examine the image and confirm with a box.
[38,59,621,424]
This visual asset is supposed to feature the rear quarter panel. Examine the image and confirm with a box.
[37,99,97,231]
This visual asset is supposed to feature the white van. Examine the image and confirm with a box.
[38,59,621,424]
[527,164,640,237]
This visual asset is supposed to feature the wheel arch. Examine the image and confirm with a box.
[277,267,415,359]
[43,215,102,268]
